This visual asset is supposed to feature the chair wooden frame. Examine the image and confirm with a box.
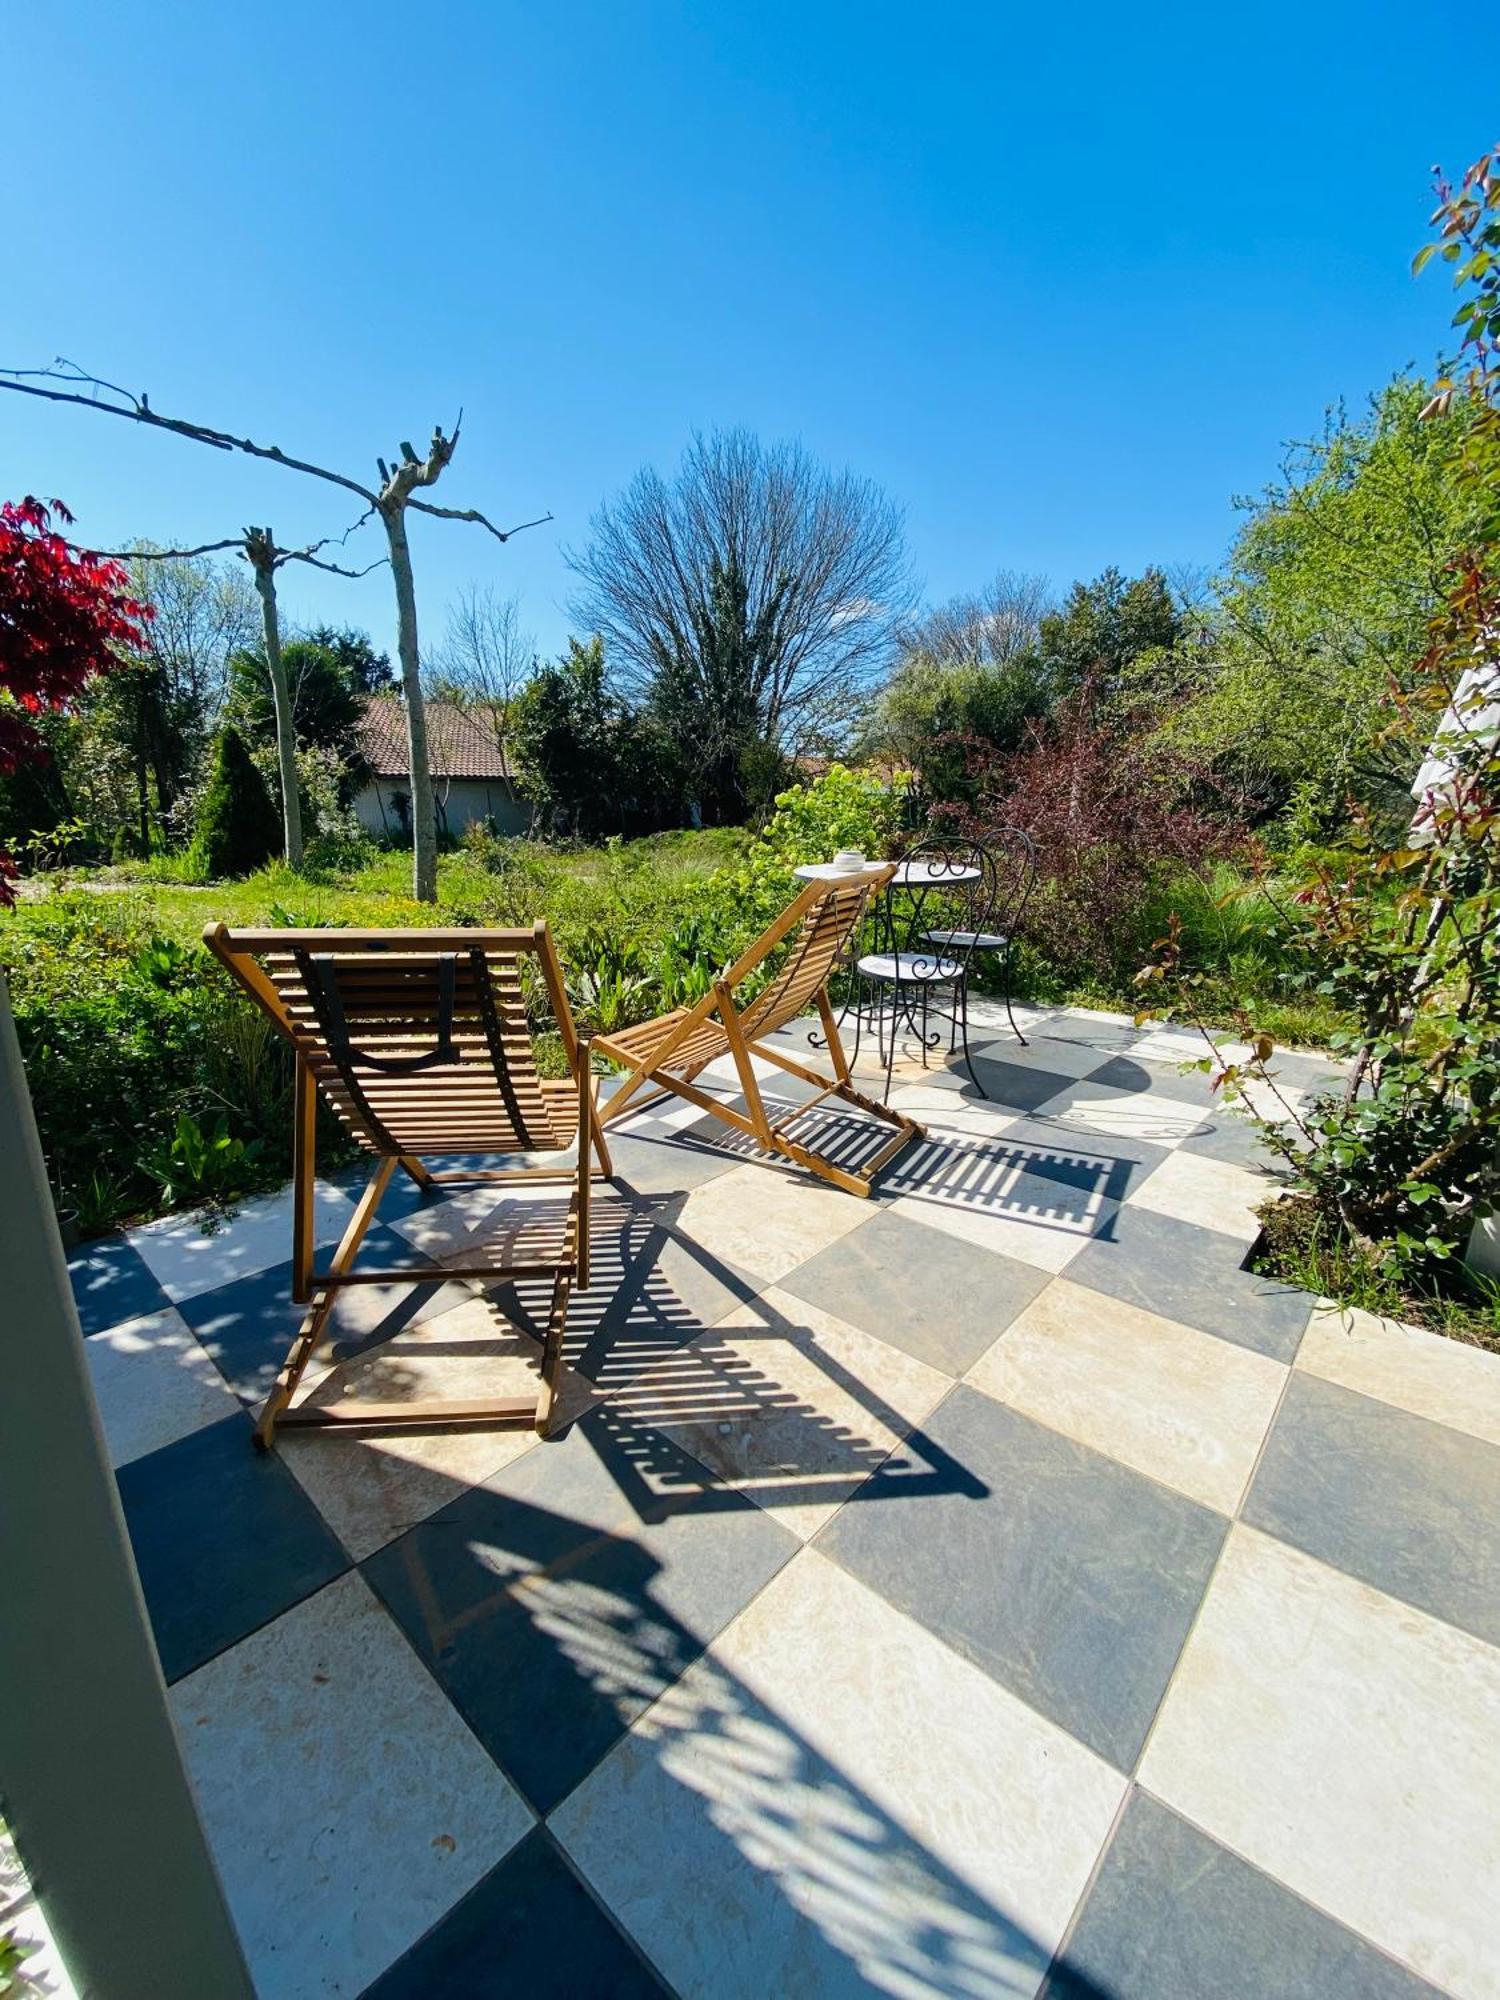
[592,869,924,1198]
[204,922,612,1450]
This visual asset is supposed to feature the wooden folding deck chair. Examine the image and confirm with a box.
[593,867,924,1197]
[203,923,612,1450]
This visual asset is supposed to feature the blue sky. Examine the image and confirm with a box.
[5,3,1495,663]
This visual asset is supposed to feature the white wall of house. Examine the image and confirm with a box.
[353,776,528,840]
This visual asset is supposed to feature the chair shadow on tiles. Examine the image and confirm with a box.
[304,1179,989,1526]
[684,1099,1133,1253]
[359,1444,1107,2000]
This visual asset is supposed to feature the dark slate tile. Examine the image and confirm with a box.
[1033,1013,1140,1052]
[1177,1106,1284,1169]
[1089,1054,1219,1109]
[1046,1790,1444,1999]
[67,1234,171,1337]
[997,1114,1172,1201]
[1244,1372,1500,1647]
[362,1404,797,1815]
[817,1387,1227,1770]
[605,1123,751,1194]
[1269,1048,1348,1095]
[116,1411,347,1682]
[327,1158,458,1222]
[779,1207,1049,1374]
[1066,1206,1311,1361]
[363,1827,668,1999]
[965,1054,1080,1113]
[176,1225,473,1404]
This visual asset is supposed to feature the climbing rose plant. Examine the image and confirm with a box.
[0,496,151,900]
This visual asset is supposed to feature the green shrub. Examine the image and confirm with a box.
[194,727,281,878]
[0,889,325,1230]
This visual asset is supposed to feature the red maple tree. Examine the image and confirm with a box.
[0,496,151,901]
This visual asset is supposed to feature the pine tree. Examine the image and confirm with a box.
[194,726,281,877]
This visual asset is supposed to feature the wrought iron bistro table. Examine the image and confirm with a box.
[795,856,986,1097]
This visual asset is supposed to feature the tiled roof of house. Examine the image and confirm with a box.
[356,695,513,781]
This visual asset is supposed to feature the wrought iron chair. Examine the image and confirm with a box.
[919,825,1037,1051]
[852,831,1034,1099]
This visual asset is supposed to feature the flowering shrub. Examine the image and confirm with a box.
[963,684,1242,984]
[0,497,150,899]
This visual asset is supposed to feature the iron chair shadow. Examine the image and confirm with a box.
[205,922,612,1451]
[850,830,1037,1101]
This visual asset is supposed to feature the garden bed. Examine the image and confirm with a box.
[1253,1191,1500,1355]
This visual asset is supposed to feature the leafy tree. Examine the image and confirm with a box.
[862,655,1053,803]
[0,497,149,896]
[1036,565,1180,701]
[193,725,280,877]
[1158,381,1479,828]
[227,624,391,803]
[1150,146,1500,1315]
[511,637,686,838]
[568,427,910,822]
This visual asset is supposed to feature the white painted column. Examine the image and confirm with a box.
[0,981,254,1999]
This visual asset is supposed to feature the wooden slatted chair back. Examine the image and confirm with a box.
[205,924,579,1160]
[740,877,875,1040]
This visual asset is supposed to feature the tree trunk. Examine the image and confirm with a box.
[382,504,437,901]
[250,554,304,867]
[135,695,151,858]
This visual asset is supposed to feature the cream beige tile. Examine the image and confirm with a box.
[127,1180,358,1301]
[1298,1301,1500,1448]
[280,1294,593,1559]
[889,1175,1108,1274]
[669,1161,868,1283]
[389,1182,561,1261]
[554,1550,1124,1997]
[887,1081,1021,1140]
[966,1279,1285,1512]
[85,1305,241,1468]
[1127,1027,1254,1069]
[712,1550,1126,1937]
[172,1572,531,1997]
[1140,1525,1500,2000]
[1224,1075,1308,1126]
[1126,1149,1275,1243]
[610,1286,949,1538]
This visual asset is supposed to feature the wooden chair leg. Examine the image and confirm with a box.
[534,1195,580,1437]
[291,1056,317,1305]
[255,1155,396,1450]
[716,979,775,1147]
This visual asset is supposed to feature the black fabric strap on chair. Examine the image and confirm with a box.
[467,947,537,1151]
[294,949,461,1157]
[309,951,459,1075]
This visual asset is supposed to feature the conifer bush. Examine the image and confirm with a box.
[193,726,281,878]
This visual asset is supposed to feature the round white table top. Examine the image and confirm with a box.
[792,861,893,883]
[889,859,981,886]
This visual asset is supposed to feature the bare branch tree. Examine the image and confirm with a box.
[0,362,547,900]
[897,569,1053,669]
[567,427,912,818]
[424,583,536,769]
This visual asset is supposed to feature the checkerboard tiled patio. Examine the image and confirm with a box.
[66,1002,1500,1998]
